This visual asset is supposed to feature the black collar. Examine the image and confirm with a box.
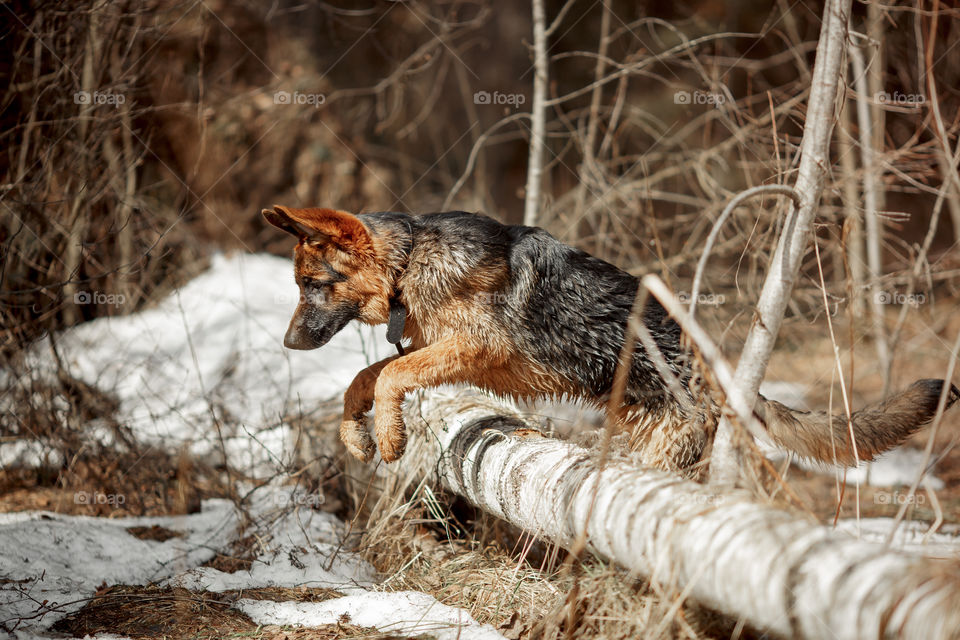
[386,218,414,356]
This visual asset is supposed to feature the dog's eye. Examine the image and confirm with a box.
[305,288,328,305]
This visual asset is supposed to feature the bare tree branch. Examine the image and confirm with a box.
[709,0,853,485]
[850,41,891,393]
[523,0,548,227]
[688,184,800,319]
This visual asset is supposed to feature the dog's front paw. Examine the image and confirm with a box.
[375,411,407,463]
[340,416,375,462]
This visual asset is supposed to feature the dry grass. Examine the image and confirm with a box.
[126,524,184,542]
[0,448,229,517]
[328,297,960,639]
[51,585,414,640]
[338,406,740,640]
[349,496,748,640]
[4,304,958,639]
[52,586,256,639]
[4,2,960,637]
[761,296,960,523]
[202,535,261,574]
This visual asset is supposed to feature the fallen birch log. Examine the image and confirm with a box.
[395,389,960,640]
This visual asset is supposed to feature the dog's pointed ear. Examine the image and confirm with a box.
[262,205,371,254]
[262,205,321,240]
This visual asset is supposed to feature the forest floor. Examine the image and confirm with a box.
[3,253,959,639]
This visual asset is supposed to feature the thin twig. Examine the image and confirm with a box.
[642,275,768,443]
[688,184,800,319]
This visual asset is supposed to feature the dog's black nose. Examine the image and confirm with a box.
[283,327,320,350]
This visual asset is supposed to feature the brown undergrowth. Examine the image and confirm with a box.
[52,585,412,640]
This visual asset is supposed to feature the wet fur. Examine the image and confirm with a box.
[264,206,959,472]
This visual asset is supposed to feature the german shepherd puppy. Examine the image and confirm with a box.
[263,205,958,473]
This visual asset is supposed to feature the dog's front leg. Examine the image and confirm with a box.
[340,354,401,461]
[373,337,482,462]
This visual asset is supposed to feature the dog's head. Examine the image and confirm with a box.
[262,205,392,350]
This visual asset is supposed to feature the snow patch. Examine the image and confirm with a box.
[168,487,374,595]
[836,518,960,559]
[759,380,810,410]
[0,499,237,628]
[237,591,507,640]
[0,255,503,639]
[5,252,391,476]
[843,447,944,489]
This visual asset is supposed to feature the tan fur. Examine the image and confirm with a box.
[756,380,957,465]
[263,205,958,471]
[622,404,714,474]
[263,205,565,462]
[339,354,402,461]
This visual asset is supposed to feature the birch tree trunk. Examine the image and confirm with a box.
[709,0,853,484]
[866,2,886,219]
[398,389,960,640]
[522,0,548,227]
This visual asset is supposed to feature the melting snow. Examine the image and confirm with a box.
[0,498,237,631]
[5,252,392,475]
[238,591,506,640]
[1,253,503,639]
[2,252,954,638]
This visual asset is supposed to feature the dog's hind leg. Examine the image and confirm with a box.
[620,404,713,477]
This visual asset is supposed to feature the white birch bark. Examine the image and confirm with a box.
[399,388,960,640]
[710,0,853,484]
[522,0,548,227]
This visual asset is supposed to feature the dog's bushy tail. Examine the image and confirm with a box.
[756,379,959,465]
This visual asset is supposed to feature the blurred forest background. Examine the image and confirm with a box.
[4,2,960,636]
[3,0,958,348]
[3,0,960,493]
